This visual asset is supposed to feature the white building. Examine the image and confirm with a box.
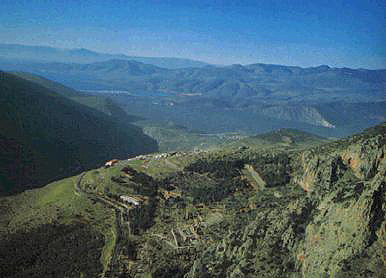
[120,195,140,206]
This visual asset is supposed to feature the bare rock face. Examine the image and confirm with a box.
[298,171,385,277]
[285,125,385,276]
[293,125,385,193]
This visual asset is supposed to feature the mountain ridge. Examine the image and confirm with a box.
[2,57,384,102]
[0,43,210,69]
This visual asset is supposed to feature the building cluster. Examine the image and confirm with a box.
[127,149,210,163]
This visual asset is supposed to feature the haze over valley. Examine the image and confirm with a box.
[1,43,385,139]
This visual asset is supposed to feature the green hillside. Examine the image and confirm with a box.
[0,123,384,277]
[0,72,158,195]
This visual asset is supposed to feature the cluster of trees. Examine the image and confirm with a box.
[157,158,247,205]
[119,166,158,196]
[249,153,292,187]
[0,223,104,278]
[185,158,245,178]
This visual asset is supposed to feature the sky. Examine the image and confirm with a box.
[1,0,385,68]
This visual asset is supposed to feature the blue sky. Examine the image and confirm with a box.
[1,0,385,68]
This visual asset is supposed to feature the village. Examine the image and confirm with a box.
[126,149,207,162]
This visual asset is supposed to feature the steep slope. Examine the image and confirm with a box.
[0,124,384,277]
[0,72,158,195]
[8,72,143,123]
[10,71,80,97]
[0,175,114,277]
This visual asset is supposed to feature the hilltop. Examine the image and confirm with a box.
[0,123,384,277]
[0,72,157,195]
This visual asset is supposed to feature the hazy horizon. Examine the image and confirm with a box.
[1,0,385,69]
[3,42,386,71]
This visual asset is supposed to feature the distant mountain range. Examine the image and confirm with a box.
[0,43,209,69]
[0,44,385,137]
[1,55,384,103]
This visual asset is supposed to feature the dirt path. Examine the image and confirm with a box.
[242,164,266,191]
[163,159,181,170]
[74,172,86,196]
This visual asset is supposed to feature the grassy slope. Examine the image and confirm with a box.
[0,175,116,276]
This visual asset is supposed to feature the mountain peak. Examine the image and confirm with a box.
[69,48,97,56]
